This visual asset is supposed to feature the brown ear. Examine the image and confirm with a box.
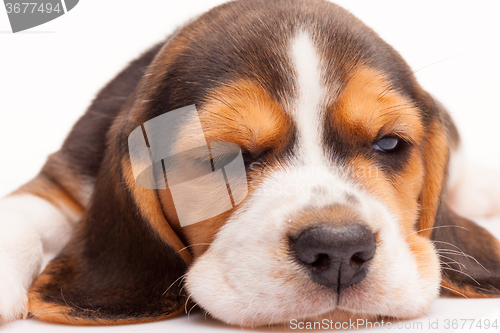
[28,133,191,325]
[414,89,450,237]
[432,204,500,297]
[412,88,500,297]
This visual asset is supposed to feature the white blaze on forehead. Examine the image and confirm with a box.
[290,31,326,165]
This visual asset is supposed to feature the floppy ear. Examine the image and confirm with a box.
[27,105,192,324]
[414,88,500,297]
[432,204,500,297]
[413,88,450,237]
[27,145,191,324]
[28,143,191,324]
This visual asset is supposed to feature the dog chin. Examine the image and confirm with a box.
[186,258,440,328]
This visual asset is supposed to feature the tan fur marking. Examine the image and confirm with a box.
[349,156,422,220]
[336,67,423,144]
[197,80,291,154]
[441,280,500,299]
[13,174,84,217]
[29,291,183,325]
[158,188,236,258]
[417,121,449,237]
[287,205,362,235]
[407,234,440,281]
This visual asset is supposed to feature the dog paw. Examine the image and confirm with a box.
[0,195,77,323]
[0,218,43,323]
[0,256,30,323]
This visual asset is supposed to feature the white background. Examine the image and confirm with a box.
[1,1,500,332]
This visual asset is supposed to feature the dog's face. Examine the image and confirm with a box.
[160,1,443,325]
[183,37,440,325]
[28,0,500,327]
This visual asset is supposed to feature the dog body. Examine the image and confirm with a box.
[1,0,500,326]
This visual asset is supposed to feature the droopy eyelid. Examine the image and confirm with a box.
[375,128,417,146]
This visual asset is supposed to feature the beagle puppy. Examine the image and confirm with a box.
[1,0,500,327]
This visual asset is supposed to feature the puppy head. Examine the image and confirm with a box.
[29,0,500,326]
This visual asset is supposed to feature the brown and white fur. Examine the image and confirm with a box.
[1,0,500,327]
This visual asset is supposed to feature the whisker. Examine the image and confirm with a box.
[405,239,487,276]
[241,293,259,328]
[404,225,470,239]
[440,285,468,299]
[408,248,465,270]
[376,82,396,101]
[178,278,192,295]
[432,240,490,273]
[378,55,463,101]
[437,254,466,270]
[187,302,198,318]
[437,250,489,273]
[441,267,480,286]
[374,55,463,117]
[163,273,187,295]
[177,243,212,254]
[410,55,464,77]
[184,293,193,315]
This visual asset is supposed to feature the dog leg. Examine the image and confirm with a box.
[0,195,77,321]
[0,154,92,322]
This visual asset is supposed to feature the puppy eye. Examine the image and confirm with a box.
[242,150,263,166]
[242,152,258,165]
[374,136,400,152]
[242,148,269,164]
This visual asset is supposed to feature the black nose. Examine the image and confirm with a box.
[291,224,376,293]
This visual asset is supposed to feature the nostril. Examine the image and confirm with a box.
[310,253,330,270]
[350,251,370,268]
[350,252,363,268]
